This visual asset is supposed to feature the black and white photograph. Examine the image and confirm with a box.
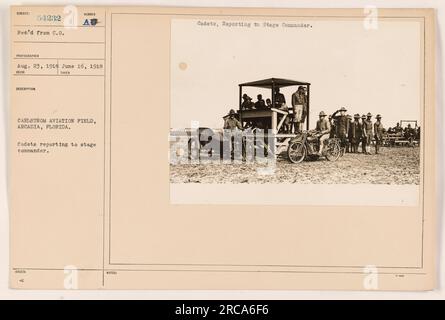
[169,18,422,189]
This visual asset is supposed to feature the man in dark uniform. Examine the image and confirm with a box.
[328,115,335,138]
[331,106,349,154]
[241,94,254,110]
[361,114,367,153]
[404,123,416,147]
[350,114,362,153]
[346,114,353,153]
[394,122,403,134]
[363,112,373,155]
[273,87,288,133]
[274,87,286,108]
[374,114,384,154]
[254,94,266,109]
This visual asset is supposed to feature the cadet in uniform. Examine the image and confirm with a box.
[361,114,367,153]
[363,112,373,155]
[346,114,353,153]
[224,109,243,130]
[271,88,288,133]
[394,122,403,134]
[374,114,384,154]
[331,106,349,153]
[404,123,416,147]
[350,114,362,153]
[291,86,307,133]
[315,111,331,156]
[254,94,266,109]
[328,115,335,138]
[274,87,286,107]
[224,109,243,160]
[241,94,254,110]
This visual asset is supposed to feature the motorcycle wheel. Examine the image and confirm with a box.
[287,141,307,164]
[325,140,341,161]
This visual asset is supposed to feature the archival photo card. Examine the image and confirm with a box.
[10,6,436,290]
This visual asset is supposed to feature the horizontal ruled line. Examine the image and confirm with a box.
[13,24,105,28]
[14,57,104,60]
[13,74,104,77]
[13,41,105,44]
[11,267,428,275]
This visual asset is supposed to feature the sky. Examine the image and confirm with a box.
[171,18,422,129]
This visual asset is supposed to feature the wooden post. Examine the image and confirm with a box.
[271,83,275,108]
[239,85,243,124]
[272,110,278,134]
[306,84,310,130]
[271,110,278,158]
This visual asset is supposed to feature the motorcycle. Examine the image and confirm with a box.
[287,130,341,163]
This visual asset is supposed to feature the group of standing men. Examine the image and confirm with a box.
[324,107,385,155]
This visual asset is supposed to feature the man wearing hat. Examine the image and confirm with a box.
[331,107,349,153]
[254,94,266,109]
[350,114,362,153]
[223,109,243,131]
[328,114,335,138]
[363,113,373,155]
[274,87,286,107]
[346,114,353,153]
[361,114,367,153]
[224,109,243,160]
[315,111,331,156]
[394,122,403,134]
[241,94,254,110]
[291,86,308,133]
[374,114,384,154]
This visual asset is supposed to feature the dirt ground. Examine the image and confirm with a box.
[170,146,420,185]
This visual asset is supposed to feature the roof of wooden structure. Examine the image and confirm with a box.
[239,78,310,89]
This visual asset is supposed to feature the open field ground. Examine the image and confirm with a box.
[170,147,420,185]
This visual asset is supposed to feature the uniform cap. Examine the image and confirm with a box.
[340,106,347,112]
[319,111,327,117]
[367,112,372,117]
[354,114,360,118]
